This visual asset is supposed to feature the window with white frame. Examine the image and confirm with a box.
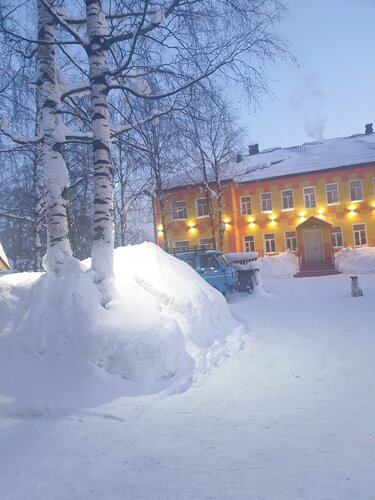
[171,200,188,220]
[303,186,316,208]
[240,195,252,215]
[243,235,255,252]
[199,238,214,250]
[353,224,367,246]
[285,231,297,251]
[349,180,363,202]
[261,192,273,212]
[281,189,294,210]
[264,233,276,253]
[331,226,343,247]
[326,183,339,205]
[196,198,212,217]
[173,240,190,251]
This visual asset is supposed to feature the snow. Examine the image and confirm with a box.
[166,131,375,188]
[0,244,375,500]
[0,242,244,414]
[335,246,375,274]
[257,250,299,278]
[1,273,375,499]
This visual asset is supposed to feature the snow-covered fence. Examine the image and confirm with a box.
[225,252,260,293]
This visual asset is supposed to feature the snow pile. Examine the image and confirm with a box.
[0,243,244,414]
[257,251,299,278]
[335,246,375,274]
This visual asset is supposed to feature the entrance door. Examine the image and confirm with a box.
[304,229,323,261]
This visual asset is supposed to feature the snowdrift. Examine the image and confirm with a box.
[335,246,375,274]
[0,243,245,415]
[257,251,299,278]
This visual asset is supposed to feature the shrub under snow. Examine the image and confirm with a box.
[257,251,299,278]
[0,243,245,414]
[335,246,375,274]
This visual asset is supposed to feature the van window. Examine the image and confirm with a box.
[200,255,218,269]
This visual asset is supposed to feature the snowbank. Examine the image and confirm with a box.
[257,251,299,278]
[0,243,244,414]
[335,246,375,274]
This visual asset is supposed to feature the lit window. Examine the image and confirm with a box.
[331,227,343,247]
[303,186,316,208]
[171,201,188,220]
[326,183,339,205]
[243,235,255,252]
[240,196,252,215]
[353,224,367,246]
[173,240,190,251]
[285,231,297,251]
[349,180,363,202]
[261,192,272,212]
[281,189,294,210]
[199,238,214,250]
[264,233,276,253]
[196,198,212,217]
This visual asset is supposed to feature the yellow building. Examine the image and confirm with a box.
[154,132,375,274]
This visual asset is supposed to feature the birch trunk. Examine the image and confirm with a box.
[36,0,72,273]
[85,0,113,302]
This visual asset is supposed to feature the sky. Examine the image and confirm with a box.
[236,0,375,150]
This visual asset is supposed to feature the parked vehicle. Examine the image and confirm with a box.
[171,246,238,296]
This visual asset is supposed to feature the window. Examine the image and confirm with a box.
[264,233,276,253]
[285,231,297,251]
[281,189,294,210]
[240,196,252,215]
[171,201,188,220]
[196,198,212,217]
[261,192,272,212]
[199,238,214,250]
[200,255,218,269]
[243,235,255,252]
[173,240,190,251]
[303,186,316,208]
[326,183,339,205]
[353,224,367,246]
[331,227,343,247]
[349,180,363,202]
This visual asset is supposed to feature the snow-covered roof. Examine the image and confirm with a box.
[166,132,375,189]
[0,243,10,269]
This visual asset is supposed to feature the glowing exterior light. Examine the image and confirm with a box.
[249,222,255,229]
[299,211,305,217]
[317,208,324,214]
[157,224,163,233]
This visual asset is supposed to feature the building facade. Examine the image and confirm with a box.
[153,133,375,265]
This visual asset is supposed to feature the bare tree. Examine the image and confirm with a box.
[177,88,244,250]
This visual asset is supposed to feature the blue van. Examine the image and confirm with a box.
[172,247,238,296]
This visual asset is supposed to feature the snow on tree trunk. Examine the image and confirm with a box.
[85,0,114,303]
[36,0,72,273]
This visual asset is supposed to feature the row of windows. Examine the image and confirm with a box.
[240,180,370,215]
[171,179,374,220]
[174,224,369,254]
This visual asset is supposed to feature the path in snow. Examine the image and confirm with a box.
[1,274,375,500]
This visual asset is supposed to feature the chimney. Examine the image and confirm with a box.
[248,143,259,155]
[365,123,373,135]
[236,153,242,163]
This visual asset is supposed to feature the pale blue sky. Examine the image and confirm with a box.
[237,0,375,149]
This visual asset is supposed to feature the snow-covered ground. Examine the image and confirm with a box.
[1,270,375,499]
[0,245,375,500]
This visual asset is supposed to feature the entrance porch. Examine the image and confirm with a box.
[294,216,340,277]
